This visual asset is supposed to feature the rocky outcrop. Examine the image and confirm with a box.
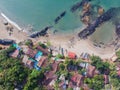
[70,0,91,12]
[29,26,53,38]
[78,7,119,39]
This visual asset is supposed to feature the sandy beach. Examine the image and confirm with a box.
[0,14,28,43]
[0,14,116,59]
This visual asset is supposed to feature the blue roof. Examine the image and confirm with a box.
[35,51,43,59]
[34,61,41,71]
[13,43,21,50]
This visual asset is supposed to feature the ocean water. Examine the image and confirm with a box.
[0,0,82,33]
[0,0,120,43]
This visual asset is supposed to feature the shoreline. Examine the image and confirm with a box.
[1,12,22,31]
[0,13,117,59]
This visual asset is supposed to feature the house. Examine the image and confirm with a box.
[86,64,96,78]
[10,49,19,58]
[71,73,84,87]
[43,61,60,88]
[37,56,48,67]
[22,55,29,64]
[37,46,50,55]
[25,48,37,58]
[26,60,34,69]
[104,75,109,84]
[68,52,76,59]
[51,61,60,73]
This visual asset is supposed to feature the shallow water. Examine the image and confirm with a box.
[0,0,120,43]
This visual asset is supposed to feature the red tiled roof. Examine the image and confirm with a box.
[71,73,84,87]
[26,60,34,68]
[37,57,47,67]
[26,48,37,58]
[87,65,96,78]
[11,49,19,58]
[68,52,76,59]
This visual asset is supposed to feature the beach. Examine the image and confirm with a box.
[0,13,116,59]
[0,14,28,43]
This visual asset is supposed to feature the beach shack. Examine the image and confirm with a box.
[68,52,76,59]
[80,53,90,60]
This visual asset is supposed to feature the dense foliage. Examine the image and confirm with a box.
[91,56,110,74]
[0,47,44,90]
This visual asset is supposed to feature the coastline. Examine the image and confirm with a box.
[0,13,116,59]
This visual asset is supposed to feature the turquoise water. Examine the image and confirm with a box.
[0,0,82,32]
[0,0,120,43]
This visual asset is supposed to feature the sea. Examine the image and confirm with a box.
[0,0,120,43]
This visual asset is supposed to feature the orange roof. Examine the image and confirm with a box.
[68,52,76,59]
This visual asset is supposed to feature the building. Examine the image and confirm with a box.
[37,56,48,67]
[10,49,19,58]
[86,64,96,78]
[68,52,76,59]
[71,73,84,87]
[35,51,43,61]
[26,60,34,69]
[37,46,50,55]
[25,48,37,58]
[22,55,29,65]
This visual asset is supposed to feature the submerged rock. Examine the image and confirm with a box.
[54,11,66,24]
[78,7,120,39]
[70,0,91,12]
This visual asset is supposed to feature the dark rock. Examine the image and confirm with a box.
[54,11,66,24]
[70,0,91,12]
[29,26,53,38]
[78,7,119,39]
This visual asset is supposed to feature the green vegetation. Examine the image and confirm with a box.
[39,42,47,49]
[116,50,120,59]
[0,47,45,90]
[25,39,33,47]
[91,56,110,74]
[109,64,120,89]
[84,75,104,90]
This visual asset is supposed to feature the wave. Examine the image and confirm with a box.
[1,12,22,30]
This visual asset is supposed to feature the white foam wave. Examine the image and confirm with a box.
[1,13,22,30]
